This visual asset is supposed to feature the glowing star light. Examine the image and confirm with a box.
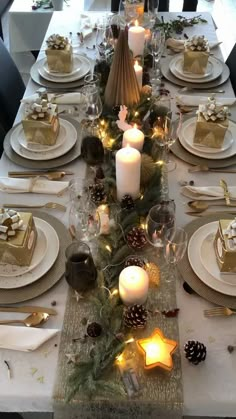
[137,328,178,371]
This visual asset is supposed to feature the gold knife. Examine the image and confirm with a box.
[0,306,57,315]
[185,211,236,217]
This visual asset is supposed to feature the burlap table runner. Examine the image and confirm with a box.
[53,253,183,419]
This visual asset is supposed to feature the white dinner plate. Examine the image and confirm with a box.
[38,55,90,83]
[18,124,66,153]
[188,222,236,296]
[169,55,223,83]
[10,119,77,161]
[179,117,236,159]
[0,217,59,289]
[200,227,236,285]
[43,55,82,78]
[0,222,47,278]
[171,55,212,79]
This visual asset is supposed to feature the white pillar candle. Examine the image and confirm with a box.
[119,266,149,306]
[122,124,144,151]
[128,20,145,57]
[134,60,143,90]
[116,146,141,201]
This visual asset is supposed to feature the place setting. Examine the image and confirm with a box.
[31,34,91,89]
[3,90,82,169]
[171,95,236,168]
[161,35,230,89]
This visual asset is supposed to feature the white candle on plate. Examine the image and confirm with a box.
[134,60,143,90]
[116,146,141,201]
[128,20,145,57]
[122,124,144,151]
[119,266,149,305]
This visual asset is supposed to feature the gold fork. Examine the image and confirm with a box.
[3,202,66,211]
[204,307,236,317]
[220,179,231,205]
[8,171,73,181]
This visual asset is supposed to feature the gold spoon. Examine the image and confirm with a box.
[188,200,236,213]
[0,312,49,327]
[188,165,236,174]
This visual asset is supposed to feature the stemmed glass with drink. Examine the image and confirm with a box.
[146,27,165,79]
[145,200,176,251]
[163,227,188,283]
[80,85,103,135]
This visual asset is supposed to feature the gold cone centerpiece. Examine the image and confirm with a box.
[104,30,140,108]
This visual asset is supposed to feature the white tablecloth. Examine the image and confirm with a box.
[1,10,236,417]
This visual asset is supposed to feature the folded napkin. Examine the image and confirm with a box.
[166,38,221,52]
[22,92,85,105]
[182,185,236,201]
[0,177,69,194]
[80,14,93,38]
[176,95,236,107]
[0,325,59,352]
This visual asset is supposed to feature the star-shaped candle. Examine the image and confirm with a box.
[137,328,178,371]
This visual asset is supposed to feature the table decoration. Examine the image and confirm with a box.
[134,60,143,90]
[104,30,140,108]
[183,35,209,75]
[128,20,145,58]
[119,265,149,305]
[116,147,141,200]
[137,328,178,371]
[154,15,207,39]
[45,34,73,73]
[122,125,144,150]
[3,116,82,170]
[0,210,70,304]
[184,340,207,365]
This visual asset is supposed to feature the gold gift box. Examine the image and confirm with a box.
[0,213,37,266]
[22,106,60,146]
[214,220,236,273]
[183,49,209,75]
[124,2,144,24]
[194,114,228,149]
[46,44,73,73]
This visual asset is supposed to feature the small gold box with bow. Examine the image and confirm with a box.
[214,219,236,273]
[183,36,209,75]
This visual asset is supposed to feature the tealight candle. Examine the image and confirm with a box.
[134,60,143,90]
[128,20,145,57]
[122,124,144,151]
[116,146,141,201]
[137,328,178,371]
[119,266,149,305]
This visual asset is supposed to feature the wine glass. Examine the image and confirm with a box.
[69,200,100,243]
[145,201,175,250]
[146,28,165,76]
[96,21,114,60]
[147,0,159,27]
[80,85,103,135]
[164,227,188,283]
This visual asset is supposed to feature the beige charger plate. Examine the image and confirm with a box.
[161,56,230,89]
[179,213,236,309]
[0,211,71,304]
[3,116,82,170]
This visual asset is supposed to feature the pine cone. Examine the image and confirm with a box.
[124,256,145,268]
[95,166,105,181]
[121,194,135,210]
[184,340,207,365]
[89,183,106,204]
[87,322,102,338]
[126,226,147,249]
[123,304,148,329]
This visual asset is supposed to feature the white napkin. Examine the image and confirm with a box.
[176,95,236,107]
[0,325,59,352]
[0,177,69,194]
[22,93,85,105]
[166,38,221,52]
[182,185,236,201]
[80,14,93,38]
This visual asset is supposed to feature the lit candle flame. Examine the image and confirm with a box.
[125,338,135,344]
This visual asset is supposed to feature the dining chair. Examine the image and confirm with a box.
[0,38,25,133]
[0,121,6,156]
[226,43,236,95]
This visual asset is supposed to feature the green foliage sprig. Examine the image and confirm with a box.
[155,15,207,39]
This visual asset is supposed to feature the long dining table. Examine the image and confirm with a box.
[1,9,236,418]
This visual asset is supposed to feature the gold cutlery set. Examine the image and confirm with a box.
[0,305,57,327]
